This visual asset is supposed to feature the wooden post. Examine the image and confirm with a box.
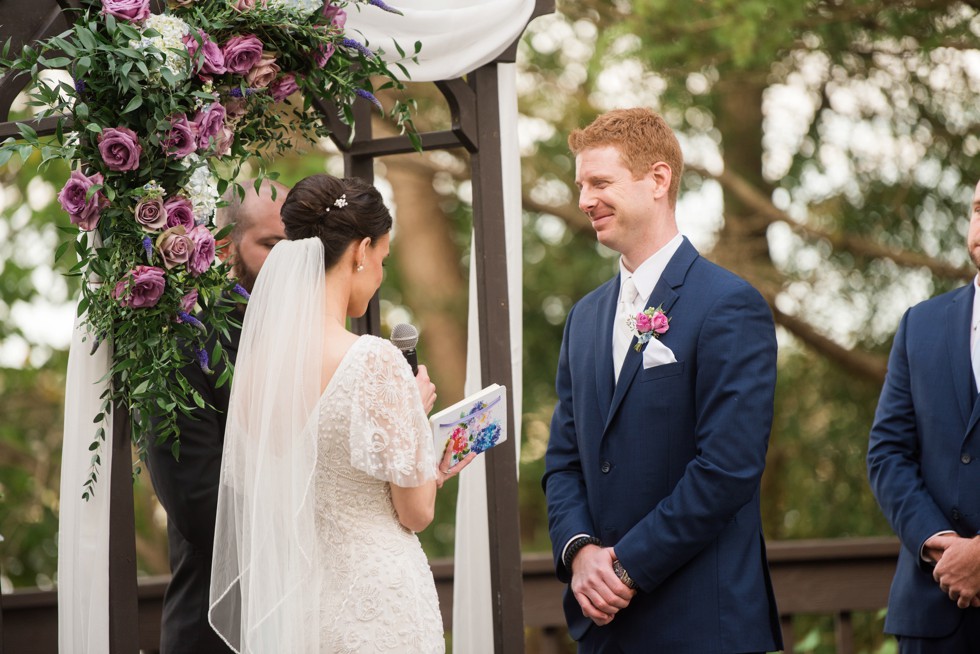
[469,63,526,654]
[108,401,139,653]
[345,100,381,337]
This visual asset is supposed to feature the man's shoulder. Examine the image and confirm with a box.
[909,284,971,314]
[685,255,765,305]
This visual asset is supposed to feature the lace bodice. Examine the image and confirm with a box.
[314,336,444,653]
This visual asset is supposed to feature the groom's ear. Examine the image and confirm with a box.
[649,161,672,201]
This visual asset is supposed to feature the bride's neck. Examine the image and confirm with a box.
[323,268,351,330]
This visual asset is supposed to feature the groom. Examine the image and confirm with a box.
[543,108,783,652]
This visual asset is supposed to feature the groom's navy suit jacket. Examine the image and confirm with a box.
[543,239,782,653]
[869,283,980,638]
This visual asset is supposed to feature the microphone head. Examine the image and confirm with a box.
[390,323,419,351]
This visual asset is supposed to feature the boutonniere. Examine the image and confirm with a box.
[626,305,670,351]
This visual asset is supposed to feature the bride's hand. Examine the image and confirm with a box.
[436,446,477,488]
[415,364,437,414]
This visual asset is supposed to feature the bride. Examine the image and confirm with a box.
[208,174,471,653]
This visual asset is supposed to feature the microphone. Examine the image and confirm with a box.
[390,323,419,376]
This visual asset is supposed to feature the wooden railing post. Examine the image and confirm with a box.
[108,400,139,653]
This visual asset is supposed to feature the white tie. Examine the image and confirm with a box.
[973,323,980,392]
[613,276,640,382]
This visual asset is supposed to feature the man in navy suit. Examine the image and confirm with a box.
[542,107,782,653]
[868,180,980,653]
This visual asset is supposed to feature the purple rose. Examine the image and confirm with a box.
[652,312,669,335]
[245,52,280,89]
[192,102,227,150]
[97,127,142,172]
[322,3,347,28]
[270,73,299,102]
[180,289,199,314]
[162,114,196,159]
[222,35,264,75]
[135,197,168,231]
[164,196,196,230]
[58,170,108,231]
[635,312,653,334]
[184,29,226,78]
[100,0,150,21]
[232,0,255,10]
[187,225,216,277]
[156,226,192,270]
[224,98,248,121]
[315,43,335,68]
[112,265,166,308]
[214,126,234,157]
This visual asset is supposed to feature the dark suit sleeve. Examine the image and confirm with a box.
[543,304,595,582]
[615,284,777,590]
[146,357,227,550]
[868,309,952,566]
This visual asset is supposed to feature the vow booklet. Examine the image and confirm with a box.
[429,384,507,467]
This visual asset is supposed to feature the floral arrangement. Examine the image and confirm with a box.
[627,305,670,351]
[0,0,418,497]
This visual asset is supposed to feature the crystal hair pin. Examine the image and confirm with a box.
[325,193,348,212]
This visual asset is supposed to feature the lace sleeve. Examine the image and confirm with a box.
[348,337,437,486]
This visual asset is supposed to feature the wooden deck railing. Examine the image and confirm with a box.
[1,537,901,653]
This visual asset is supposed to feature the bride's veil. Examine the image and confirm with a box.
[209,237,326,653]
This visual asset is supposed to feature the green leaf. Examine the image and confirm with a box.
[39,56,71,68]
[16,122,38,142]
[122,95,143,114]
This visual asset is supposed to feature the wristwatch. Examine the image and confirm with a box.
[563,535,602,569]
[613,560,637,589]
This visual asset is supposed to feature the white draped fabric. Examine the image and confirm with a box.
[57,1,534,651]
[346,0,536,82]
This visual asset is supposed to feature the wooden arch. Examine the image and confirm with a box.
[0,0,555,651]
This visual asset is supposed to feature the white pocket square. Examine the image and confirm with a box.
[641,338,677,369]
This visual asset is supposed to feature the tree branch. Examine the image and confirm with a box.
[688,164,974,280]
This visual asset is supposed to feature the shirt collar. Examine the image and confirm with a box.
[619,233,684,303]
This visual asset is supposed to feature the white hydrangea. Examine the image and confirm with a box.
[183,154,220,223]
[266,0,324,18]
[131,14,191,83]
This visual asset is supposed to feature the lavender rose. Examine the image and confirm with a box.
[156,226,192,270]
[164,196,196,230]
[180,289,199,314]
[162,114,196,159]
[135,197,168,231]
[245,52,280,89]
[270,73,299,102]
[222,35,264,75]
[58,171,108,231]
[192,102,227,150]
[112,266,166,309]
[98,127,142,172]
[224,98,248,122]
[187,225,216,277]
[315,43,335,68]
[322,3,347,28]
[184,29,226,77]
[101,0,150,21]
[214,127,234,157]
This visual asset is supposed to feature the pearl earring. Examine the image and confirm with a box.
[356,264,364,272]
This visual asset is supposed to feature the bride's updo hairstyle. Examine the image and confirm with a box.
[280,174,393,270]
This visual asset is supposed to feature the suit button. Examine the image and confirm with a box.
[953,508,962,521]
[962,453,973,464]
[600,461,611,474]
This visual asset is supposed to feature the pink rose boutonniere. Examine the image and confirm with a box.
[626,305,670,352]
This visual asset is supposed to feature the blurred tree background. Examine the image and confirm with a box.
[4,1,980,652]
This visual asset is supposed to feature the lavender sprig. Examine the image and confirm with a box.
[178,311,207,333]
[142,236,153,261]
[232,283,250,300]
[367,0,403,15]
[341,38,376,59]
[195,347,214,374]
[229,87,257,98]
[356,88,383,111]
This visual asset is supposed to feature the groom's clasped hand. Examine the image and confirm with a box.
[570,544,636,626]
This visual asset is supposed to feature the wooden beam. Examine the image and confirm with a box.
[108,400,139,653]
[468,63,526,654]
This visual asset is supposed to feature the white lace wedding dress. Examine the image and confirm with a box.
[314,335,445,653]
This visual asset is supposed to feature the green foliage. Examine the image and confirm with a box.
[0,0,420,494]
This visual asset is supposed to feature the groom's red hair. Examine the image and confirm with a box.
[568,108,684,207]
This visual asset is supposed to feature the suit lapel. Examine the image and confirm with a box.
[603,239,698,435]
[946,286,974,429]
[594,278,618,426]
